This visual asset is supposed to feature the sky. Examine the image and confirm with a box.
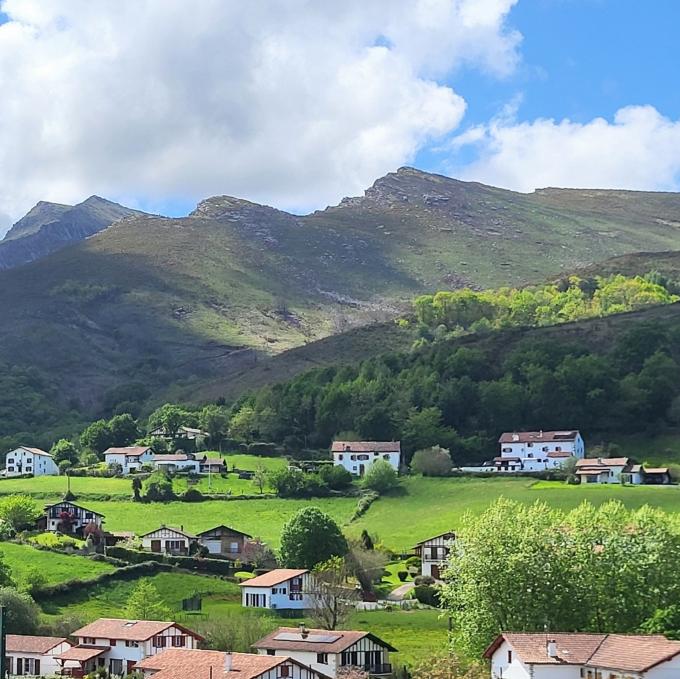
[0,0,679,233]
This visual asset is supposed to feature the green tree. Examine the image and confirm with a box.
[228,405,258,442]
[125,579,172,620]
[199,405,229,444]
[279,507,348,569]
[131,476,143,501]
[401,407,456,456]
[410,446,453,476]
[362,459,399,494]
[310,556,357,630]
[142,471,176,502]
[108,413,139,447]
[80,419,113,455]
[50,439,79,466]
[0,587,40,633]
[0,495,42,534]
[148,404,190,438]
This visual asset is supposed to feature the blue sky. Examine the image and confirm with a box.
[1,0,680,229]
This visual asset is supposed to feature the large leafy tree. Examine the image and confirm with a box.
[50,439,80,466]
[0,588,40,633]
[148,404,191,438]
[279,507,348,569]
[108,413,139,447]
[0,495,42,534]
[80,419,113,455]
[199,405,229,444]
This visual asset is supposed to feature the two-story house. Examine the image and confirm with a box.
[103,446,154,475]
[135,648,331,679]
[5,635,76,676]
[331,441,401,477]
[196,525,253,559]
[492,430,585,473]
[484,632,680,679]
[4,447,59,477]
[240,569,316,611]
[56,618,202,676]
[141,525,197,555]
[44,500,105,535]
[413,531,455,579]
[253,626,397,678]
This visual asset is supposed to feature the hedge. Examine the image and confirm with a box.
[106,546,237,576]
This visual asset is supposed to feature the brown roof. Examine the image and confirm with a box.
[139,525,197,539]
[576,469,609,476]
[645,467,670,474]
[6,635,69,654]
[547,451,573,458]
[103,446,151,457]
[56,646,110,662]
[498,431,579,444]
[483,633,680,672]
[576,457,630,468]
[72,618,202,642]
[331,441,401,453]
[413,530,456,548]
[494,456,521,462]
[20,447,53,457]
[43,500,104,517]
[254,627,397,654]
[196,524,253,539]
[239,568,308,587]
[134,649,329,679]
[151,454,196,462]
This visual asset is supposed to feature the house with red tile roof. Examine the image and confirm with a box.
[3,446,58,477]
[484,632,680,678]
[103,446,153,475]
[576,457,671,485]
[253,626,397,678]
[135,648,330,679]
[331,441,401,477]
[5,635,76,676]
[57,618,202,676]
[240,569,317,611]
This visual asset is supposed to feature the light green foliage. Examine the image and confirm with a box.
[125,578,172,620]
[142,470,176,502]
[362,459,399,494]
[148,404,192,438]
[0,494,42,533]
[228,405,258,442]
[279,506,348,569]
[21,566,47,595]
[28,533,81,550]
[199,405,230,443]
[442,498,680,657]
[50,439,80,466]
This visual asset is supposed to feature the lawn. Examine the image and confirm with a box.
[0,542,115,585]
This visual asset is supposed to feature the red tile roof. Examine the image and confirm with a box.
[239,568,308,587]
[56,646,110,662]
[151,454,196,462]
[6,635,69,654]
[21,447,53,457]
[72,618,201,642]
[498,431,579,444]
[547,451,573,458]
[103,446,151,457]
[253,626,397,653]
[484,633,680,672]
[576,457,630,467]
[331,441,401,453]
[645,467,670,474]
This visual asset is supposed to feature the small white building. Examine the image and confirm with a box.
[575,458,671,485]
[104,446,154,475]
[331,441,401,477]
[413,531,455,580]
[57,618,202,677]
[484,632,680,679]
[6,634,76,676]
[135,648,330,679]
[151,453,200,474]
[4,447,59,477]
[240,569,316,611]
[141,525,196,555]
[44,500,105,535]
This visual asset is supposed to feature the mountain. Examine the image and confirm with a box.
[0,196,144,270]
[5,167,680,444]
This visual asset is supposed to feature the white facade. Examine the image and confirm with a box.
[414,532,455,579]
[6,636,75,676]
[104,447,154,475]
[241,571,316,611]
[151,455,200,474]
[141,526,195,555]
[4,447,59,477]
[45,501,104,533]
[331,442,401,477]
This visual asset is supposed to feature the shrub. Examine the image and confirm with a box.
[318,464,353,490]
[142,471,176,502]
[405,556,421,569]
[247,442,279,456]
[414,575,435,586]
[414,584,441,607]
[351,491,379,522]
[29,532,80,550]
[362,460,399,494]
[182,488,204,503]
[410,446,453,477]
[0,588,41,633]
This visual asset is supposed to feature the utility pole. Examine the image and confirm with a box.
[0,605,6,679]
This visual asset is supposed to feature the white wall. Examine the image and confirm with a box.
[490,641,580,679]
[333,451,400,476]
[242,573,315,610]
[7,641,75,676]
[5,448,59,477]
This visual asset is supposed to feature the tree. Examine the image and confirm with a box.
[50,439,79,466]
[309,557,358,630]
[199,405,229,444]
[0,495,41,534]
[131,476,143,501]
[318,464,353,490]
[108,413,139,447]
[148,404,190,438]
[228,405,258,442]
[410,654,486,679]
[362,460,399,494]
[21,567,47,595]
[241,538,276,569]
[125,579,172,620]
[0,588,40,633]
[401,407,456,457]
[58,460,73,475]
[347,542,388,593]
[142,471,176,502]
[252,464,268,494]
[279,507,348,569]
[410,446,453,477]
[80,419,113,455]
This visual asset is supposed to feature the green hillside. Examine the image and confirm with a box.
[6,167,680,444]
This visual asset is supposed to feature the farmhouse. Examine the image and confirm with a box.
[253,626,397,678]
[4,446,58,477]
[148,425,208,441]
[6,634,76,676]
[240,569,316,611]
[151,453,200,474]
[413,531,455,579]
[44,500,104,534]
[196,524,253,559]
[104,446,153,475]
[141,525,196,555]
[576,457,672,484]
[135,648,330,679]
[331,441,401,476]
[57,618,202,677]
[484,632,680,679]
[200,456,227,474]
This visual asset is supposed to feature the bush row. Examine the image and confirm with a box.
[106,546,238,576]
[350,491,380,522]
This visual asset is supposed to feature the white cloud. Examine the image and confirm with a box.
[0,0,520,232]
[450,105,680,193]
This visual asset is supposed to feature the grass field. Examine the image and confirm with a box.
[0,542,115,585]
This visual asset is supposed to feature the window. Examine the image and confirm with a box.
[507,650,512,663]
[267,650,275,656]
[125,640,139,648]
[542,446,549,452]
[25,467,31,472]
[85,512,93,519]
[6,459,13,464]
[383,454,390,460]
[338,454,343,460]
[110,659,123,675]
[527,453,533,458]
[357,454,369,460]
[110,639,117,646]
[279,666,290,678]
[154,635,166,648]
[350,455,356,461]
[527,442,534,447]
[317,653,328,664]
[172,636,186,647]
[7,467,13,472]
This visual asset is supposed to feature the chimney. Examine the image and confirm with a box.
[299,623,309,639]
[547,640,557,658]
[539,430,543,438]
[224,652,233,673]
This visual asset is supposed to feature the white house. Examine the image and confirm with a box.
[148,425,208,441]
[104,446,154,475]
[56,618,202,677]
[135,648,331,679]
[496,430,584,472]
[240,569,316,611]
[5,634,76,676]
[196,524,253,559]
[413,531,455,580]
[4,447,59,477]
[44,500,105,535]
[141,525,197,555]
[484,632,680,679]
[576,458,672,485]
[151,453,200,474]
[331,441,401,477]
[253,626,397,678]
